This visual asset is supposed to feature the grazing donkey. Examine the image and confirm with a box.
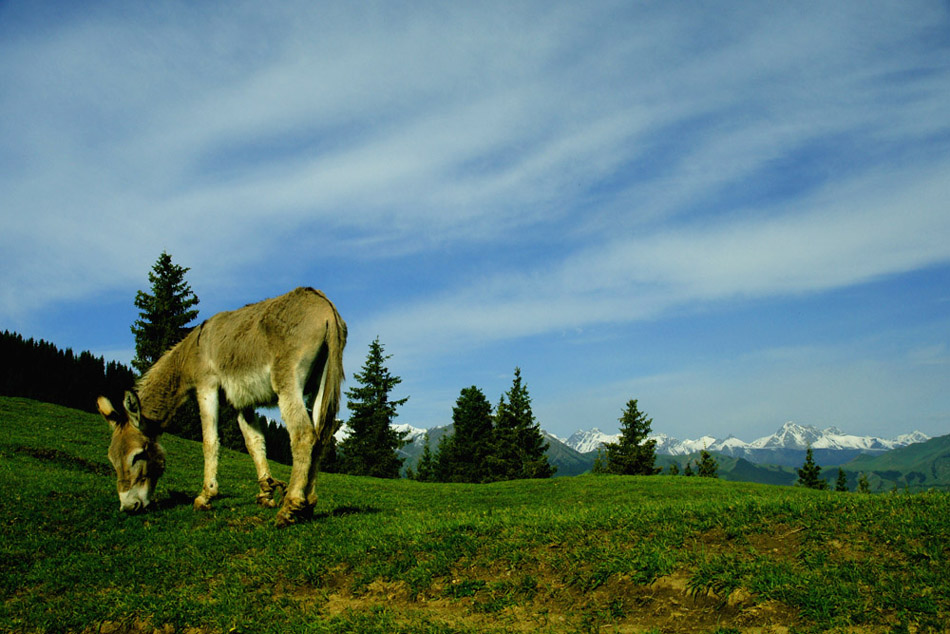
[97,287,346,527]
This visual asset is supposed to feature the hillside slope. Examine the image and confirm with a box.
[2,397,949,634]
[842,433,950,492]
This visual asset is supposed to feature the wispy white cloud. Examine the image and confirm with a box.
[367,159,950,366]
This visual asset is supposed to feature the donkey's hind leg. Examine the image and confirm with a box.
[305,414,340,507]
[275,392,317,527]
[236,408,286,508]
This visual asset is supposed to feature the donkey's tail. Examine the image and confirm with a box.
[316,296,347,437]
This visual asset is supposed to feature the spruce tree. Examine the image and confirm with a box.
[413,434,437,482]
[835,468,849,492]
[130,251,203,440]
[797,446,828,490]
[602,399,660,475]
[668,462,680,476]
[338,337,409,478]
[489,368,554,480]
[437,386,494,483]
[697,448,719,478]
[131,251,200,374]
[591,448,607,474]
[857,472,871,494]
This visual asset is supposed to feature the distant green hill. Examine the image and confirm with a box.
[657,453,798,486]
[542,433,593,476]
[840,433,950,492]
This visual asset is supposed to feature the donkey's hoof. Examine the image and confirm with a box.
[256,494,278,509]
[274,498,312,527]
[259,477,287,494]
[193,496,213,511]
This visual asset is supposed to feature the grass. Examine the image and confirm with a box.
[1,396,949,633]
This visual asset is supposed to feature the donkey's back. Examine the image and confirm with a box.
[194,287,346,409]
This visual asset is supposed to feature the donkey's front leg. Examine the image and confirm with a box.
[194,387,221,511]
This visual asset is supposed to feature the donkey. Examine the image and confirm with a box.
[96,287,346,527]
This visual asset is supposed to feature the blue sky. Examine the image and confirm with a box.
[2,1,949,441]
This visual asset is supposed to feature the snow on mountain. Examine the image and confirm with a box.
[561,420,930,457]
[896,431,931,445]
[709,435,748,452]
[677,436,718,454]
[336,422,428,444]
[564,428,619,453]
[650,433,683,456]
[749,421,823,449]
[393,423,429,442]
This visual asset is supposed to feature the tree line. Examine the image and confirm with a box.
[409,367,555,483]
[0,329,135,414]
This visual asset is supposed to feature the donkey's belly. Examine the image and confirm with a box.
[221,368,277,409]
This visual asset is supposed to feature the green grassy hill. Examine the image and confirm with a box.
[842,434,950,492]
[2,396,949,633]
[657,453,800,486]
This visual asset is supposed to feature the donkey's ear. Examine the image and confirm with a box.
[97,395,125,430]
[123,390,143,429]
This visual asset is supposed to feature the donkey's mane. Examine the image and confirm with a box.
[135,328,201,426]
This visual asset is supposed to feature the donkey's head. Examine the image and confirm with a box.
[97,391,166,513]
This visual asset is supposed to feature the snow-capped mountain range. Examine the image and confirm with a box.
[560,422,930,458]
[336,422,431,444]
[346,420,931,470]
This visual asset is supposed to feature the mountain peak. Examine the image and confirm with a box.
[565,428,619,454]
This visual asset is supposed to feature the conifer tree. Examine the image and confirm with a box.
[858,472,871,494]
[797,446,828,490]
[436,386,495,483]
[130,251,203,440]
[413,434,437,482]
[262,416,293,465]
[835,468,849,492]
[489,368,554,480]
[667,462,680,476]
[432,433,454,481]
[592,448,607,474]
[697,448,719,478]
[601,399,661,476]
[338,337,409,478]
[683,461,694,476]
[131,251,200,374]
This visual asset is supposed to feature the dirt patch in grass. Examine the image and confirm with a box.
[306,566,800,633]
[84,619,214,634]
[745,524,805,560]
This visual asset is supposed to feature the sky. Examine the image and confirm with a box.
[2,1,949,442]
